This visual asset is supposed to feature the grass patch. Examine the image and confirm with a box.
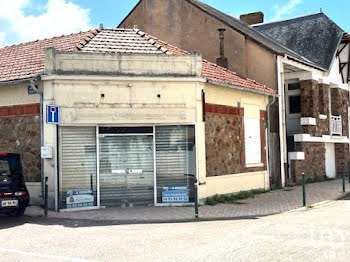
[305,175,335,184]
[205,189,267,206]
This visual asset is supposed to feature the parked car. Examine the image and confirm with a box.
[0,152,29,217]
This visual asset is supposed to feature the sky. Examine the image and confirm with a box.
[0,0,349,47]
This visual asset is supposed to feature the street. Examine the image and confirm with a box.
[0,198,349,262]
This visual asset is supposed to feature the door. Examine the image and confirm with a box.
[286,82,301,136]
[325,143,336,178]
[99,132,154,207]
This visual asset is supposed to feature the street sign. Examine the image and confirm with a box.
[47,105,59,124]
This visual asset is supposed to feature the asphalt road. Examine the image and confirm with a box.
[0,199,349,262]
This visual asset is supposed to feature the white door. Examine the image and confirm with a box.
[325,143,336,178]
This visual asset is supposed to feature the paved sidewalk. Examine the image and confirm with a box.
[26,179,347,223]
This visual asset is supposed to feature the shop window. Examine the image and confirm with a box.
[289,95,301,114]
[155,125,196,204]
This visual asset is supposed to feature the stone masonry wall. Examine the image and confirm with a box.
[331,88,349,137]
[0,104,41,182]
[292,142,326,181]
[300,81,330,136]
[205,103,266,177]
[335,143,350,176]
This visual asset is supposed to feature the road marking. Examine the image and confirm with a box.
[0,247,100,262]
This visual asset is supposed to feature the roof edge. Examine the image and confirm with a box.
[117,0,144,28]
[206,79,277,96]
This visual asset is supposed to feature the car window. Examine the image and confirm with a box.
[0,160,12,185]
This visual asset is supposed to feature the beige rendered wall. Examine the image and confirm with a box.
[200,171,270,199]
[246,39,277,90]
[120,0,278,89]
[0,82,40,106]
[120,0,247,78]
[198,83,270,199]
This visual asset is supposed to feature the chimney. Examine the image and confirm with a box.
[216,28,228,69]
[240,12,264,25]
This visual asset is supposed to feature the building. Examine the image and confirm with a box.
[0,28,275,210]
[255,13,350,181]
[119,0,350,183]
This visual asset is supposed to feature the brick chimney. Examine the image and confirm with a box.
[216,28,228,69]
[240,12,264,25]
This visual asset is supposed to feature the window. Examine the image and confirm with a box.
[288,83,301,90]
[289,95,301,114]
[244,118,261,164]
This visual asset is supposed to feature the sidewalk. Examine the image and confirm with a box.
[26,179,347,223]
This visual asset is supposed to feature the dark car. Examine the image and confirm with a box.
[0,152,29,217]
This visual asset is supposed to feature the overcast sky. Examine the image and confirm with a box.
[0,0,349,47]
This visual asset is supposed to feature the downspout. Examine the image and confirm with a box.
[277,55,288,187]
[266,95,276,188]
[30,79,44,197]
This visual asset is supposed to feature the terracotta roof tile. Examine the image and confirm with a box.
[144,33,276,94]
[0,27,275,94]
[0,29,99,82]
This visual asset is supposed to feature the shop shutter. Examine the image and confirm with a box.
[99,135,154,207]
[244,118,261,164]
[155,126,196,203]
[59,126,97,209]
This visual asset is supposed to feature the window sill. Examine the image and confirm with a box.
[245,163,264,168]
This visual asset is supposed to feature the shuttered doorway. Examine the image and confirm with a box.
[59,126,97,210]
[99,127,154,207]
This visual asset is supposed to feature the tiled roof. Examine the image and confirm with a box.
[0,27,275,94]
[145,33,276,94]
[255,13,344,71]
[79,29,164,54]
[0,29,100,82]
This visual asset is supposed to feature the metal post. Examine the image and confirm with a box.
[44,176,48,217]
[194,178,199,219]
[342,167,345,193]
[302,173,306,207]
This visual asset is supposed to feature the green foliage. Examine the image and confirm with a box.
[205,189,267,206]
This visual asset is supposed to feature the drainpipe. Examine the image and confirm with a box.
[266,95,276,188]
[277,55,287,187]
[30,79,44,197]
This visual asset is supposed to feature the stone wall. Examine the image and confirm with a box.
[292,142,326,181]
[331,88,349,137]
[0,104,41,182]
[335,143,350,176]
[205,103,266,177]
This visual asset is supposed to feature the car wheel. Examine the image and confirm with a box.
[7,207,26,217]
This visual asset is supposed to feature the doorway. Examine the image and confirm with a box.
[325,143,336,178]
[99,127,154,207]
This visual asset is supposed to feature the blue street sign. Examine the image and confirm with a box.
[47,105,59,124]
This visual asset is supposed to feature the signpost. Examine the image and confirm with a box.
[46,105,59,124]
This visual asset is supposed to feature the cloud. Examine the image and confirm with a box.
[272,0,303,21]
[0,0,92,46]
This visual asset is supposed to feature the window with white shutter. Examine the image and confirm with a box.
[244,118,261,164]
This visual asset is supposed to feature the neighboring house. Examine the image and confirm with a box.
[119,0,350,183]
[0,30,99,204]
[0,28,275,210]
[255,13,350,181]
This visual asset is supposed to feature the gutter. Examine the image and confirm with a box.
[206,79,277,97]
[0,75,41,86]
[266,95,276,189]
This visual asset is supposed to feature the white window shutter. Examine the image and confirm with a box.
[244,118,261,164]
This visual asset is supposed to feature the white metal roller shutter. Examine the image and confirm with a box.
[99,135,154,207]
[59,126,97,209]
[155,126,195,203]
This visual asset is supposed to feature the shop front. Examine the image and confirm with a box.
[58,125,196,210]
